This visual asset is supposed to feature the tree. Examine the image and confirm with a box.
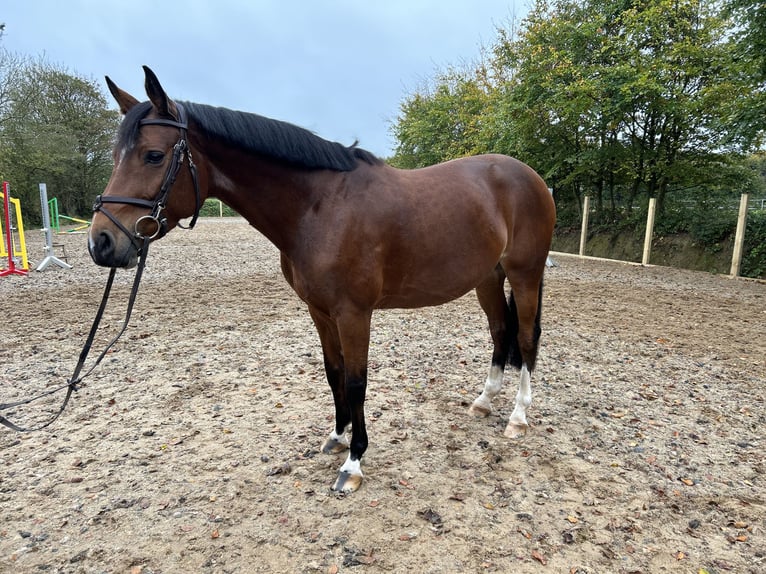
[0,54,119,224]
[499,0,759,218]
[0,48,27,129]
[727,0,766,76]
[390,0,762,224]
[725,0,766,145]
[391,68,492,168]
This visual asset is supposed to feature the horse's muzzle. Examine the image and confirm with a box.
[88,229,139,268]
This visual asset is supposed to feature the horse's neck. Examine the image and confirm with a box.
[207,153,330,254]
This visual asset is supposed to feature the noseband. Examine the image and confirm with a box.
[93,102,202,249]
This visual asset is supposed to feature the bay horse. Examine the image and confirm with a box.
[89,66,556,493]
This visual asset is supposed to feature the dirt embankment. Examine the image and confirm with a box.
[552,228,749,277]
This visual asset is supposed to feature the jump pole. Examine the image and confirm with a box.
[47,196,90,234]
[36,183,72,271]
[0,181,29,277]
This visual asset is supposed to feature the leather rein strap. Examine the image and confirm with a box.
[0,239,149,432]
[0,104,200,433]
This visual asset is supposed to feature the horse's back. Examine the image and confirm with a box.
[456,154,552,212]
[391,153,555,241]
[396,154,550,203]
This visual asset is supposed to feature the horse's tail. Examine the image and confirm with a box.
[506,279,543,371]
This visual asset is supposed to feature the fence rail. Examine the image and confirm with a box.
[572,193,755,278]
[583,197,766,213]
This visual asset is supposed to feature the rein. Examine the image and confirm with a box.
[0,103,200,433]
[0,239,149,432]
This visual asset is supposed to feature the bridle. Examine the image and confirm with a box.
[92,102,202,248]
[0,103,202,433]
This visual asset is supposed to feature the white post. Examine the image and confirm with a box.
[642,197,657,266]
[730,193,749,277]
[35,183,72,271]
[579,196,590,256]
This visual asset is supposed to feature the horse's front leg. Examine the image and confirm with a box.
[307,306,351,455]
[321,358,352,455]
[329,308,372,493]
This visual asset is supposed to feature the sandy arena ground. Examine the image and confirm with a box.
[1,218,764,573]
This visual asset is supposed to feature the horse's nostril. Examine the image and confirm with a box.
[89,230,116,266]
[97,231,113,255]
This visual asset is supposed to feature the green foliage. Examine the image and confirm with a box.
[741,209,766,278]
[198,198,238,217]
[390,0,764,227]
[726,0,766,78]
[0,51,119,225]
[391,69,492,168]
[688,209,738,250]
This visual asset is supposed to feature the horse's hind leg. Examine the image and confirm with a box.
[503,269,544,439]
[469,265,514,418]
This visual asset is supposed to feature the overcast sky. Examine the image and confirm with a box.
[2,1,527,158]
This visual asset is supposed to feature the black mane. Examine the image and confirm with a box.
[116,100,381,171]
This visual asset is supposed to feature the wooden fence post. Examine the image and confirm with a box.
[642,198,657,266]
[579,196,590,256]
[730,193,749,277]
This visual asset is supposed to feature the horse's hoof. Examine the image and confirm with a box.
[321,437,349,455]
[504,421,528,439]
[468,402,491,418]
[331,470,363,493]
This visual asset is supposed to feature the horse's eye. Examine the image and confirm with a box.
[145,151,165,165]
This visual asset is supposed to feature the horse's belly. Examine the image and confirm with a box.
[376,263,493,310]
[376,289,471,309]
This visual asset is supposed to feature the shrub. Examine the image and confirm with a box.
[741,209,766,278]
[198,198,237,217]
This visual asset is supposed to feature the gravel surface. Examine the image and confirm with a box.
[1,219,764,573]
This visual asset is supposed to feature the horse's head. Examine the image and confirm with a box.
[89,66,203,268]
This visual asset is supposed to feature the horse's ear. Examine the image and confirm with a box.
[105,76,139,115]
[143,65,177,120]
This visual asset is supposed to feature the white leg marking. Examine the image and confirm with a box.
[322,423,351,454]
[328,427,351,447]
[339,454,363,477]
[473,365,503,413]
[506,364,532,437]
[470,364,504,415]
